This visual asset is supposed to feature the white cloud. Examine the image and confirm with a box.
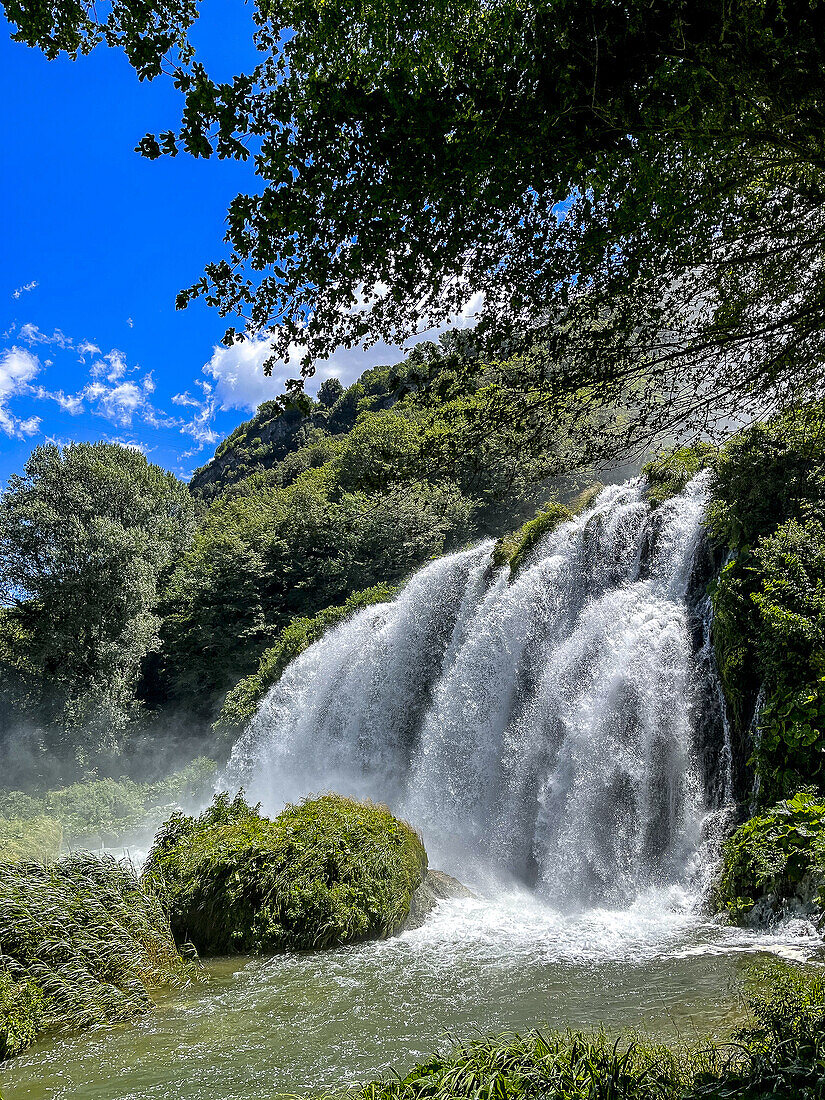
[142,371,155,394]
[76,340,101,362]
[171,391,200,408]
[126,317,134,328]
[201,292,485,415]
[0,347,42,438]
[18,323,72,349]
[12,280,38,299]
[85,380,147,426]
[105,436,152,454]
[33,386,85,415]
[90,349,128,383]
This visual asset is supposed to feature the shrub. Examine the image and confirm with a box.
[707,404,825,550]
[0,816,62,863]
[143,792,427,956]
[717,792,825,922]
[213,585,396,739]
[0,970,44,1061]
[0,855,195,1058]
[0,757,218,843]
[643,443,718,506]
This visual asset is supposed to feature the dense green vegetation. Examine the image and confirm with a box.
[718,791,825,924]
[703,405,825,804]
[643,445,719,508]
[349,967,825,1100]
[143,792,427,955]
[0,855,194,1061]
[0,757,216,844]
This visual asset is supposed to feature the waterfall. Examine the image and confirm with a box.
[226,473,730,908]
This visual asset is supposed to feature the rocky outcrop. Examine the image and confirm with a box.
[404,869,474,930]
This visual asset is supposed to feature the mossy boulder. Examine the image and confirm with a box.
[0,971,44,1061]
[717,791,825,923]
[404,870,474,930]
[492,484,604,578]
[143,792,428,955]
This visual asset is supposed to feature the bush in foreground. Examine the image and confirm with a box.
[717,791,825,923]
[0,855,195,1060]
[143,792,427,955]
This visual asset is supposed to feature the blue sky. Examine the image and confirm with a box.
[0,1,451,485]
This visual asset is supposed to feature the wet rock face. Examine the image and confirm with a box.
[404,870,475,931]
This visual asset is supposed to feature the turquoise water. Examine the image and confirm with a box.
[2,889,822,1100]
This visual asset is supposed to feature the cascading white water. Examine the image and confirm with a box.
[226,473,729,908]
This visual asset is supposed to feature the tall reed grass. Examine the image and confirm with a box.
[0,854,198,1060]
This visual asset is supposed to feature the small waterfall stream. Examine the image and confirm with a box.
[227,474,731,907]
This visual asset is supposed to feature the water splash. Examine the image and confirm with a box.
[227,473,729,908]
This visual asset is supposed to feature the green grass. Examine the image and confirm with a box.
[214,585,397,740]
[0,816,63,863]
[143,792,428,955]
[0,854,197,1061]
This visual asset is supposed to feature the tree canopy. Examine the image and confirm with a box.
[0,443,196,756]
[6,0,825,448]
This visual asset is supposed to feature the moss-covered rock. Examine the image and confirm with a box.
[717,791,825,923]
[642,443,718,506]
[143,792,428,956]
[492,502,572,572]
[404,870,474,931]
[492,486,604,579]
[214,585,397,740]
[0,970,44,1061]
